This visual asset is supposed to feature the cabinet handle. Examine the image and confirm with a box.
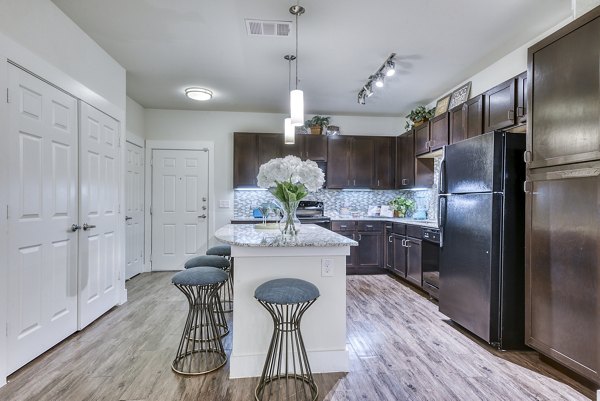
[425,140,429,148]
[516,106,524,118]
[388,235,393,243]
[353,179,356,186]
[405,240,411,248]
[358,234,362,241]
[508,109,515,121]
[306,151,309,158]
[402,178,408,185]
[377,179,380,187]
[430,140,435,148]
[523,150,532,163]
[401,239,406,247]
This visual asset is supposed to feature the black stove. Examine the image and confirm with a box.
[297,201,331,229]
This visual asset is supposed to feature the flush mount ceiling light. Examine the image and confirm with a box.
[357,53,396,105]
[185,87,213,101]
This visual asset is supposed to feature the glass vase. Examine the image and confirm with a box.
[277,200,301,237]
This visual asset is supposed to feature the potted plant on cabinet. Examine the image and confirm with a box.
[304,115,331,135]
[404,106,435,130]
[388,196,416,218]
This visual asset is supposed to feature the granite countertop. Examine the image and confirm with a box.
[215,224,359,247]
[330,216,439,228]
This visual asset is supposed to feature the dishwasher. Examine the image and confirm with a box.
[421,228,440,300]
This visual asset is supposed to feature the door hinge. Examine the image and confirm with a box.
[6,322,8,337]
[6,88,9,103]
[150,158,153,166]
[149,205,152,215]
[6,204,8,220]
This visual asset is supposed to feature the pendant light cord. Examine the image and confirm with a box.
[295,1,299,90]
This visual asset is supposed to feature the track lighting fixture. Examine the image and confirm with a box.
[357,53,396,105]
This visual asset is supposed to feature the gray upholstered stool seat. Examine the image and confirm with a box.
[254,278,320,401]
[184,255,230,270]
[171,266,229,376]
[172,266,228,285]
[254,278,320,304]
[206,244,231,257]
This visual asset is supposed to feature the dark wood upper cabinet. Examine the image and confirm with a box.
[257,133,283,166]
[349,137,374,188]
[233,132,259,188]
[373,137,395,189]
[304,135,328,161]
[516,72,527,124]
[414,122,430,155]
[326,136,351,189]
[484,77,516,131]
[281,135,328,161]
[449,104,466,144]
[415,158,434,188]
[429,113,449,151]
[528,14,600,168]
[396,131,415,189]
[465,94,485,139]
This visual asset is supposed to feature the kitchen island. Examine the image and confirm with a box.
[214,223,357,378]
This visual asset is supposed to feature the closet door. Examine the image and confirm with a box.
[78,102,120,329]
[7,64,78,372]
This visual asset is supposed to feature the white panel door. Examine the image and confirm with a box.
[125,141,144,279]
[151,149,208,270]
[78,102,120,329]
[7,64,78,373]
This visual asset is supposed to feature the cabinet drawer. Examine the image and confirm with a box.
[406,225,422,238]
[332,221,356,231]
[393,223,406,235]
[357,221,383,232]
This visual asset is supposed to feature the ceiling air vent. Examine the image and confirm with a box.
[245,19,292,37]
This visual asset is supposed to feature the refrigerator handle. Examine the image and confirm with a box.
[438,195,447,248]
[439,157,446,194]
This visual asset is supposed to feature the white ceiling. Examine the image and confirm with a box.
[52,0,572,117]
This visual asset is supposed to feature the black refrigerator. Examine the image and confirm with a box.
[438,131,525,349]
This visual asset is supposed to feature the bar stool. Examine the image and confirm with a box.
[206,244,234,313]
[171,266,228,375]
[183,255,230,337]
[254,278,320,401]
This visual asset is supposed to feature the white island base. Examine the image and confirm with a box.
[215,224,355,379]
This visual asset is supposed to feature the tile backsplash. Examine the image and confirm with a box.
[234,158,441,220]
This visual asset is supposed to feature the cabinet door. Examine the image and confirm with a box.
[304,135,327,161]
[516,72,527,124]
[373,137,395,189]
[484,78,516,131]
[350,137,374,187]
[384,227,394,270]
[233,132,258,188]
[326,136,351,188]
[282,134,304,158]
[529,16,600,168]
[465,95,484,139]
[415,158,435,188]
[406,238,422,287]
[449,104,466,144]
[392,235,407,277]
[429,113,449,151]
[526,164,599,382]
[414,122,430,155]
[396,131,415,189]
[357,232,383,268]
[257,133,283,167]
[334,230,356,268]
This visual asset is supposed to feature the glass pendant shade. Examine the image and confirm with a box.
[284,118,295,144]
[290,89,304,126]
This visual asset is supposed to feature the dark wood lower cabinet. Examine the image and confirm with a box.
[392,234,407,277]
[406,238,422,287]
[333,221,385,274]
[356,232,383,268]
[384,224,394,270]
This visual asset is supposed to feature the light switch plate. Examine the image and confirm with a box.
[321,258,334,277]
[219,200,230,208]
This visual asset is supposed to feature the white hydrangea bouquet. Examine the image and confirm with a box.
[257,155,325,236]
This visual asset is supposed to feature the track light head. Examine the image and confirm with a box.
[374,73,384,88]
[385,60,396,76]
[358,90,366,105]
[364,82,374,97]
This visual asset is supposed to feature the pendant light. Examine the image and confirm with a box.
[289,3,305,126]
[284,54,297,144]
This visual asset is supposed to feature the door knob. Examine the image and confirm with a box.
[70,224,81,232]
[82,223,96,231]
[125,216,133,221]
[198,214,207,219]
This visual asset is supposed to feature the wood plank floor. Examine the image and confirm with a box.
[0,273,594,401]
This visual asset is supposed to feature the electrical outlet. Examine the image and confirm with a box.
[321,258,334,277]
[219,200,230,208]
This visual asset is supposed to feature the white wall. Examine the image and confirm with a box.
[144,109,404,235]
[0,0,125,111]
[126,96,145,143]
